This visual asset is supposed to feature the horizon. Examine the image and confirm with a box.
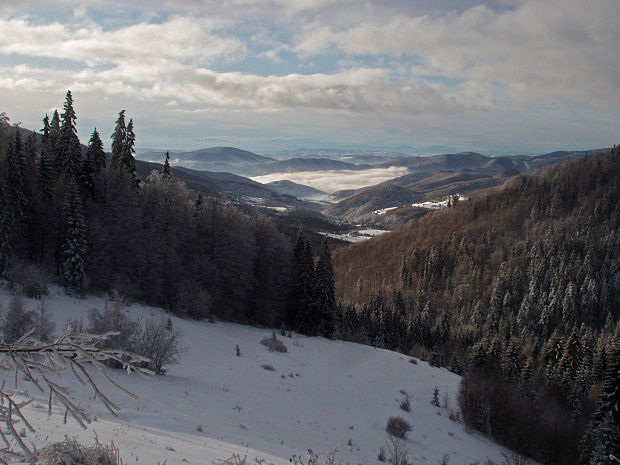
[1,1,618,155]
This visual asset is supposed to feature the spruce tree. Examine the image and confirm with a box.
[5,129,27,218]
[110,110,137,185]
[110,110,127,170]
[58,90,82,178]
[314,238,335,337]
[580,326,620,464]
[81,128,105,197]
[39,114,54,201]
[162,151,172,179]
[0,181,13,275]
[290,229,316,334]
[50,109,62,175]
[61,180,88,292]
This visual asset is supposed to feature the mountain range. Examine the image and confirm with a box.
[136,146,596,225]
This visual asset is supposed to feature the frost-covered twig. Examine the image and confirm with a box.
[0,327,152,463]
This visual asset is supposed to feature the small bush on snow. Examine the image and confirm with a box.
[260,332,287,353]
[35,438,119,465]
[133,318,185,375]
[386,416,412,439]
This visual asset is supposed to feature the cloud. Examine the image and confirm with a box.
[0,62,494,115]
[0,16,245,67]
[293,0,620,107]
[251,166,409,193]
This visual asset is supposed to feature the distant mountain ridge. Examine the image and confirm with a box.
[175,146,274,163]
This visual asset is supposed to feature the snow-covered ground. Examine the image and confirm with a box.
[372,195,468,215]
[319,229,390,243]
[0,284,510,465]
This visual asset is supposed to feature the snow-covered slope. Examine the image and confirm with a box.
[0,285,510,465]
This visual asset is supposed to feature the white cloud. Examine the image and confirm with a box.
[0,63,494,115]
[251,166,409,193]
[293,0,620,107]
[0,16,245,67]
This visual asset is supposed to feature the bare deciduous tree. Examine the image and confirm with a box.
[133,318,185,375]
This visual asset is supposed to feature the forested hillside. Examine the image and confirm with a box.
[332,148,620,464]
[0,94,300,325]
[0,93,342,335]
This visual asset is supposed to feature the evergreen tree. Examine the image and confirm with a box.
[81,128,105,197]
[162,151,172,179]
[61,180,88,292]
[0,181,13,275]
[5,129,27,219]
[580,327,620,464]
[557,327,583,391]
[290,229,316,334]
[58,90,82,178]
[110,110,137,185]
[125,119,137,176]
[110,110,126,170]
[50,109,62,175]
[314,238,335,337]
[39,114,54,201]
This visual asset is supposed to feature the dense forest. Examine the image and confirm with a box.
[0,92,335,332]
[332,147,620,464]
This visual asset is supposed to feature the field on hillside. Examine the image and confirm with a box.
[0,283,510,465]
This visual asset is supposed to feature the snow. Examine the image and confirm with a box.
[373,195,469,214]
[0,284,511,465]
[373,207,398,215]
[319,229,390,243]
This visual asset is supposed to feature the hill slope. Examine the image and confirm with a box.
[0,285,511,465]
[331,148,619,464]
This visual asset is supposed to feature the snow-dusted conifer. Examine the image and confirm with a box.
[39,114,55,201]
[314,238,335,337]
[5,129,27,219]
[0,181,14,275]
[59,90,82,178]
[110,111,137,185]
[82,128,105,197]
[61,180,88,292]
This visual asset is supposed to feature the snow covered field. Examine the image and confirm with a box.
[319,229,390,243]
[372,196,469,215]
[0,284,510,465]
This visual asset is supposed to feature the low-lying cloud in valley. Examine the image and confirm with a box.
[252,166,409,194]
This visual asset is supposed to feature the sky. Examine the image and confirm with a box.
[0,0,618,155]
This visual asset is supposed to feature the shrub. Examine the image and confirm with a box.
[6,261,49,299]
[2,294,35,343]
[36,438,119,465]
[33,298,56,343]
[133,318,185,375]
[260,333,287,353]
[432,386,440,407]
[385,436,409,465]
[88,298,139,353]
[88,299,185,375]
[399,392,411,412]
[386,416,412,439]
